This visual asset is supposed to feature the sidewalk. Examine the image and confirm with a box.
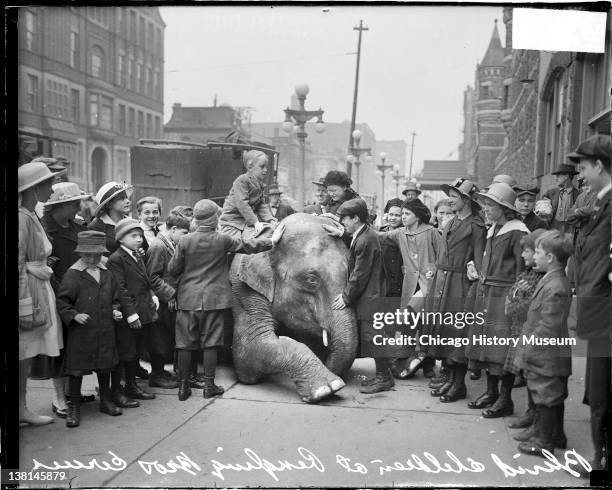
[19,348,594,487]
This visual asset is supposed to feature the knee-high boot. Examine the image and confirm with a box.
[66,376,82,428]
[482,373,514,418]
[468,372,499,409]
[440,364,467,402]
[177,350,192,401]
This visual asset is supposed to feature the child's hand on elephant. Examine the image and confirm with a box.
[331,294,346,310]
[322,223,344,237]
[271,222,286,246]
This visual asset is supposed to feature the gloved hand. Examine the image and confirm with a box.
[254,221,269,236]
[112,310,123,321]
[129,318,142,330]
[152,296,159,311]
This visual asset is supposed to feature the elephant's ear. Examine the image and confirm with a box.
[236,251,275,302]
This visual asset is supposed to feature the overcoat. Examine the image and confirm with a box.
[55,261,120,374]
[218,174,274,231]
[269,203,296,220]
[426,214,486,362]
[88,213,121,256]
[522,212,549,232]
[41,213,86,286]
[379,224,403,298]
[144,234,177,303]
[513,269,572,377]
[167,226,272,311]
[543,186,580,220]
[107,247,157,324]
[574,187,611,340]
[466,219,528,369]
[377,223,441,308]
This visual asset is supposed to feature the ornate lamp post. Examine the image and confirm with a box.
[348,129,371,192]
[282,84,325,208]
[375,152,393,209]
[391,164,406,198]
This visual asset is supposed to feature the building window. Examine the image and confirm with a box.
[146,113,152,138]
[139,17,145,47]
[146,66,152,96]
[147,23,154,49]
[71,89,80,123]
[100,96,113,130]
[156,27,162,53]
[153,68,160,99]
[117,53,126,86]
[128,107,135,137]
[91,46,105,79]
[26,74,39,111]
[117,8,127,38]
[25,10,36,51]
[88,7,109,27]
[155,115,161,138]
[130,10,137,43]
[45,79,70,118]
[128,57,135,91]
[503,85,509,110]
[116,149,128,180]
[481,85,489,99]
[137,110,144,138]
[70,31,79,68]
[118,104,126,135]
[137,62,144,93]
[543,73,566,175]
[89,93,99,126]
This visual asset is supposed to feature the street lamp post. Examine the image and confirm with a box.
[349,129,371,192]
[282,84,325,209]
[391,164,405,198]
[375,152,393,209]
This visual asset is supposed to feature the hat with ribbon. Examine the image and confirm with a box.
[115,218,143,242]
[94,181,133,216]
[476,182,517,212]
[44,182,91,207]
[567,134,612,163]
[402,198,432,223]
[440,177,479,199]
[18,161,57,193]
[402,181,422,197]
[75,230,109,254]
[513,185,540,197]
[551,163,579,176]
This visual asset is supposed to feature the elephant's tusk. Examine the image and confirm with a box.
[322,329,328,347]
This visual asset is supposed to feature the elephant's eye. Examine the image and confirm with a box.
[300,272,320,291]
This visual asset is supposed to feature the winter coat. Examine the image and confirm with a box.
[426,214,486,361]
[466,219,528,367]
[55,261,120,373]
[326,188,360,216]
[88,213,121,256]
[269,203,296,220]
[543,186,580,221]
[218,173,275,231]
[144,234,177,304]
[574,188,611,340]
[41,213,86,289]
[522,212,549,232]
[107,247,157,324]
[513,269,572,377]
[377,223,441,308]
[379,224,403,298]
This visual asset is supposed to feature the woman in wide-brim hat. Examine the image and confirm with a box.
[465,182,529,418]
[425,178,487,402]
[87,181,133,256]
[18,161,65,426]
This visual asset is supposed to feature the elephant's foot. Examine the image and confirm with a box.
[301,377,345,403]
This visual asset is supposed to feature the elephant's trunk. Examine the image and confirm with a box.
[323,308,358,377]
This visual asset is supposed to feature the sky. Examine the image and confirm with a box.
[160,5,506,174]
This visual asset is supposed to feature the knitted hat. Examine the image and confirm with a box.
[18,161,56,193]
[402,198,431,223]
[75,231,108,254]
[384,198,404,214]
[115,218,143,242]
[44,182,91,207]
[324,170,352,188]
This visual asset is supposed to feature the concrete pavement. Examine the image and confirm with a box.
[18,347,596,488]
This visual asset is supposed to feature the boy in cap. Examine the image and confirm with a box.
[567,133,612,474]
[513,186,549,232]
[107,218,160,407]
[56,231,124,427]
[168,199,273,401]
[322,198,390,393]
[543,164,580,233]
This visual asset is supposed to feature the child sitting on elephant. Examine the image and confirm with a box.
[218,150,277,243]
[167,199,273,401]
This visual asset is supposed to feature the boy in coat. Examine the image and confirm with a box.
[514,230,573,457]
[168,199,272,401]
[323,198,389,394]
[107,218,160,407]
[568,134,612,474]
[144,212,191,389]
[56,231,123,427]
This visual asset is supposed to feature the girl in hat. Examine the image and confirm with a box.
[426,178,486,402]
[376,198,440,379]
[88,181,134,256]
[466,182,529,418]
[56,231,124,427]
[218,150,277,243]
[18,162,64,426]
[323,170,360,216]
[380,198,404,298]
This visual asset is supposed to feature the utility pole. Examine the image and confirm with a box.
[347,19,369,177]
[408,131,417,181]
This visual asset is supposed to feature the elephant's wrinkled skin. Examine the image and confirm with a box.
[230,213,358,403]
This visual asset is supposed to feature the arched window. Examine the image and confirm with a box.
[542,70,566,174]
[91,45,105,79]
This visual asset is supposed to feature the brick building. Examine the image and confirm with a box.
[18,6,165,193]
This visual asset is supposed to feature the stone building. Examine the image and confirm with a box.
[18,6,165,193]
[494,7,611,192]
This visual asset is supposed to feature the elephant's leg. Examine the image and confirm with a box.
[233,284,344,402]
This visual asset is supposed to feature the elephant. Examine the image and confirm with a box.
[230,213,358,403]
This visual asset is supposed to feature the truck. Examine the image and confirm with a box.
[130,137,279,214]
